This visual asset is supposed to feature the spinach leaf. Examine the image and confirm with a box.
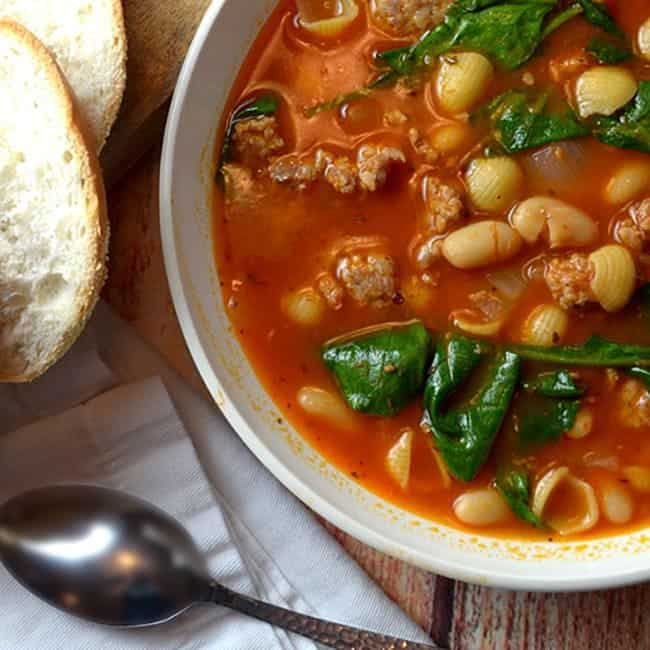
[518,397,580,445]
[219,94,279,168]
[587,37,633,64]
[509,335,650,367]
[593,82,650,155]
[523,370,584,398]
[423,335,521,481]
[322,321,432,417]
[380,0,557,74]
[576,0,624,38]
[476,89,589,153]
[496,467,544,527]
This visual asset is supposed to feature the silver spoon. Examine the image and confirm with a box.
[0,485,435,650]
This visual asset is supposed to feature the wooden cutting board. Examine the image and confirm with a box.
[100,0,212,187]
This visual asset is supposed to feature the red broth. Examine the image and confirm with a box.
[214,0,650,539]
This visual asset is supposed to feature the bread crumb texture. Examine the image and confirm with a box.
[0,21,108,381]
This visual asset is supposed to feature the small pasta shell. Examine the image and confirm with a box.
[298,0,359,36]
[436,52,494,115]
[466,157,524,213]
[297,386,355,429]
[638,17,650,61]
[451,309,504,337]
[600,483,634,524]
[453,489,510,527]
[430,122,472,153]
[588,244,637,312]
[521,304,568,347]
[622,466,650,492]
[533,467,599,535]
[442,221,523,270]
[282,287,325,326]
[575,66,637,118]
[386,428,414,490]
[566,408,594,439]
[604,160,650,205]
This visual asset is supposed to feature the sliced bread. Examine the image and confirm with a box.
[0,0,127,151]
[0,20,109,382]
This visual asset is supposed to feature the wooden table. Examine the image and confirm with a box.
[103,3,650,648]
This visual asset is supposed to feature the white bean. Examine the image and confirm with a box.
[601,484,634,524]
[442,221,522,270]
[605,160,650,205]
[297,386,354,429]
[453,489,510,527]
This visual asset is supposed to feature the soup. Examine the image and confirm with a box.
[214,0,650,540]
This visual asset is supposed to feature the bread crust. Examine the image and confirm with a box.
[99,0,128,149]
[0,20,109,382]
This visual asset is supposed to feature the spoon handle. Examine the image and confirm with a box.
[207,581,437,649]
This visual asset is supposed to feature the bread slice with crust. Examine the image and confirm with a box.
[0,0,127,151]
[0,20,109,382]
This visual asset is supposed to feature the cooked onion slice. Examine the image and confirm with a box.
[297,0,359,37]
[386,428,413,490]
[533,467,599,535]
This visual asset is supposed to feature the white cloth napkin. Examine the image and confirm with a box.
[0,302,432,650]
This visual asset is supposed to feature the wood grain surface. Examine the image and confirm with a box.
[102,1,650,648]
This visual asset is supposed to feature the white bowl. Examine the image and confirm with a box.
[160,0,650,591]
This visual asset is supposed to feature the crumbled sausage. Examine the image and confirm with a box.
[409,129,439,165]
[383,109,409,127]
[336,253,398,307]
[469,290,506,320]
[221,164,261,205]
[616,198,650,252]
[232,116,284,165]
[370,0,451,36]
[357,145,406,192]
[618,379,650,428]
[545,254,593,309]
[322,154,358,194]
[422,175,465,234]
[316,272,345,310]
[269,144,405,194]
[268,155,318,189]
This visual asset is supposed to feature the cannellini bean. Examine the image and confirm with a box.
[451,309,503,337]
[588,244,637,313]
[510,196,598,248]
[453,488,510,527]
[521,304,568,346]
[605,160,650,205]
[436,52,494,115]
[466,157,524,213]
[566,408,594,439]
[442,221,523,270]
[533,467,599,535]
[575,66,637,118]
[638,17,650,61]
[601,483,634,524]
[622,466,650,492]
[297,386,355,429]
[430,123,472,153]
[282,287,325,326]
[297,0,359,36]
[386,428,414,490]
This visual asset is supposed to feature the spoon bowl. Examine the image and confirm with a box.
[0,485,434,649]
[0,485,208,627]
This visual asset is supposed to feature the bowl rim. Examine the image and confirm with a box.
[159,0,650,592]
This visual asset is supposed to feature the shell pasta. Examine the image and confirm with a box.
[215,0,650,540]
